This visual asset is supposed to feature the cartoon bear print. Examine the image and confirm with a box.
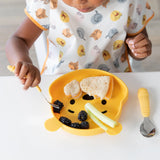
[63,28,73,38]
[90,29,102,40]
[69,61,79,70]
[36,8,48,19]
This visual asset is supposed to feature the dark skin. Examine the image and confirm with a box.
[126,28,152,60]
[5,17,42,90]
[5,16,152,90]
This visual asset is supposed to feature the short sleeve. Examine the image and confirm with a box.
[127,0,154,36]
[25,0,50,31]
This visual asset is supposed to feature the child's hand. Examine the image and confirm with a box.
[14,61,41,90]
[126,33,152,60]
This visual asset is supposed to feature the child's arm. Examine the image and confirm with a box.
[5,17,43,90]
[126,28,152,60]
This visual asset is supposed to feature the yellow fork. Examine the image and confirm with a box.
[7,65,60,108]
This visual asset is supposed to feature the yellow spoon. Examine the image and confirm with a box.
[138,88,156,137]
[7,65,59,109]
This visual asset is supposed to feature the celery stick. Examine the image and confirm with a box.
[85,103,117,128]
[87,110,108,131]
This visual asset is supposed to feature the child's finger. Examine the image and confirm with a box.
[126,38,132,44]
[18,63,29,79]
[128,33,145,45]
[31,78,40,87]
[132,33,145,43]
[127,43,134,52]
[134,52,148,59]
[20,78,26,85]
[133,46,151,54]
[23,74,35,90]
[31,72,41,87]
[14,62,22,76]
[134,38,151,49]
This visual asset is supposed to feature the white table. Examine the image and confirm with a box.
[0,72,160,160]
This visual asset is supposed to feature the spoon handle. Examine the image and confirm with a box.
[138,88,150,117]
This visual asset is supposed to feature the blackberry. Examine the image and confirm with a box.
[78,110,88,121]
[53,100,64,113]
[80,121,89,129]
[59,116,71,126]
[70,122,81,129]
[82,94,94,100]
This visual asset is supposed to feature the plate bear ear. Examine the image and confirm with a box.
[45,117,62,132]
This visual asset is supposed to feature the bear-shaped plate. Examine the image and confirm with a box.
[45,69,128,136]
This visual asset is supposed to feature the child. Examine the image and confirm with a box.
[5,0,154,90]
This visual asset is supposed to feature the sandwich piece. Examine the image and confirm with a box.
[80,76,113,100]
[64,80,82,99]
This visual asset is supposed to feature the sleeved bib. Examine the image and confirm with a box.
[25,0,154,75]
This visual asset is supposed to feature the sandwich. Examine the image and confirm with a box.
[64,80,82,99]
[80,76,113,100]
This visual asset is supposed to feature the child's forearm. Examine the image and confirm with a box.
[5,17,43,66]
[5,35,32,65]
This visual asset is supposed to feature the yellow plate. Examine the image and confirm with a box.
[45,69,128,136]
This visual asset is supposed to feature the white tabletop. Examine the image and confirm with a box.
[0,72,160,160]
